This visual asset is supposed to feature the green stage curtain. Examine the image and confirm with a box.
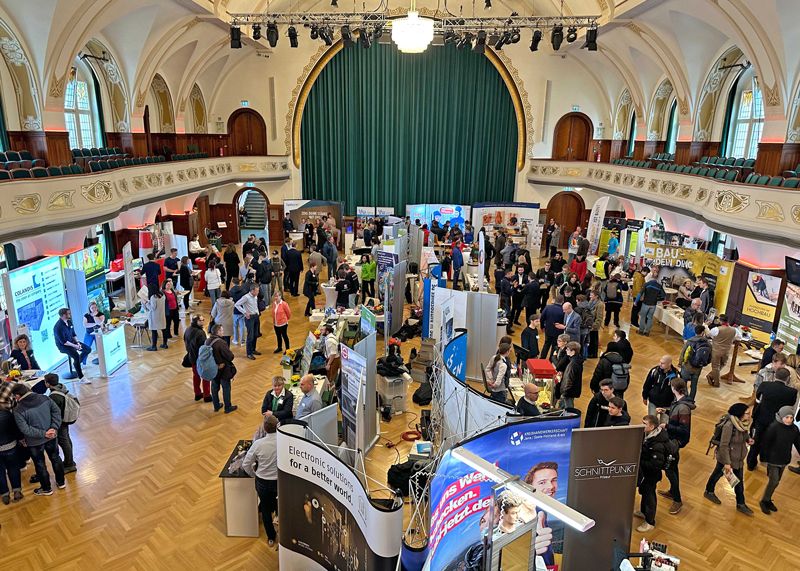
[300,43,518,215]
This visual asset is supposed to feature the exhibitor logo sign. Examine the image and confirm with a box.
[573,458,637,481]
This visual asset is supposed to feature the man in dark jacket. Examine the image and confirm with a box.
[54,308,91,383]
[559,342,583,409]
[747,367,797,470]
[0,386,23,502]
[206,323,237,413]
[642,355,679,422]
[322,236,338,281]
[283,242,304,296]
[760,338,785,370]
[589,350,626,394]
[605,329,634,363]
[515,383,541,416]
[255,253,274,301]
[636,414,670,532]
[11,383,65,496]
[282,212,294,238]
[499,269,515,332]
[759,406,800,513]
[638,278,666,336]
[540,298,565,360]
[535,261,555,309]
[603,397,631,426]
[184,315,210,401]
[584,379,623,427]
[658,379,695,514]
[43,374,77,473]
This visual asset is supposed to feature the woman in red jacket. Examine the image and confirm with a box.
[271,291,291,354]
[570,254,588,284]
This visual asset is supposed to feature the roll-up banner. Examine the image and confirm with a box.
[339,344,366,450]
[425,415,581,571]
[277,427,403,570]
[562,426,643,571]
[736,267,783,343]
[356,206,375,236]
[376,207,395,216]
[478,232,486,291]
[777,257,800,353]
[122,241,136,310]
[586,196,609,256]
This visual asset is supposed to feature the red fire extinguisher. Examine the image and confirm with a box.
[595,151,601,162]
[219,146,224,157]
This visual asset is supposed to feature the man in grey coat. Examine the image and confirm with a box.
[11,383,65,496]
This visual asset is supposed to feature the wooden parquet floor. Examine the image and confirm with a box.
[1,253,799,570]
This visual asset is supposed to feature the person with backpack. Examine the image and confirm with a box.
[678,324,712,400]
[704,403,754,515]
[746,367,797,471]
[657,379,695,515]
[603,275,627,328]
[11,383,65,496]
[254,252,274,302]
[43,374,79,475]
[184,314,211,402]
[587,290,605,358]
[637,277,666,336]
[757,406,800,514]
[682,313,704,341]
[575,295,594,356]
[634,414,671,532]
[485,343,512,403]
[201,323,238,414]
[642,355,679,422]
[589,350,628,395]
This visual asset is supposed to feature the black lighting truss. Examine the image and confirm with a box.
[228,12,599,35]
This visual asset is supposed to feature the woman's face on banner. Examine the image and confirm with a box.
[529,468,558,497]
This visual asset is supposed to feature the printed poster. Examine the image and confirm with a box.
[740,271,782,343]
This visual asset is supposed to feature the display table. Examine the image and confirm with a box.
[289,231,304,244]
[219,440,259,538]
[465,273,488,292]
[21,373,46,394]
[94,325,128,377]
[654,304,684,339]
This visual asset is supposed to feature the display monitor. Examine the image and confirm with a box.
[4,256,68,371]
[785,256,800,286]
[61,243,105,280]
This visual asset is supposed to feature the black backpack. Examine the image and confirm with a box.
[663,438,680,470]
[576,307,594,330]
[387,459,430,496]
[610,362,631,391]
[688,337,712,368]
[412,381,432,406]
[707,415,730,455]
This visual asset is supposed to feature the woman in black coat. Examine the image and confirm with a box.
[223,244,240,290]
[261,376,294,423]
[178,256,193,310]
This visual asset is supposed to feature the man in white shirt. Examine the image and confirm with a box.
[296,374,324,419]
[234,284,261,360]
[243,416,279,546]
[321,324,340,384]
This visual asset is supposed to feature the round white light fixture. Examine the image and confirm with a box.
[392,11,434,53]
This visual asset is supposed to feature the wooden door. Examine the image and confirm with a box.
[553,113,593,161]
[268,204,284,246]
[194,195,211,245]
[546,192,585,249]
[210,204,238,244]
[228,109,268,155]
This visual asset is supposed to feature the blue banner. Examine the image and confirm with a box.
[442,331,467,382]
[427,416,581,571]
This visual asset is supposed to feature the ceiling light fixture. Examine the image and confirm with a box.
[473,30,487,53]
[510,29,521,44]
[392,9,434,54]
[530,29,542,51]
[341,25,353,47]
[566,26,578,43]
[359,28,371,48]
[252,24,261,40]
[288,26,298,48]
[485,0,492,9]
[266,22,279,47]
[582,26,598,51]
[310,25,319,40]
[319,26,334,46]
[551,24,564,51]
[230,26,242,49]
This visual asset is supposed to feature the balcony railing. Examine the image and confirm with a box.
[527,160,800,248]
[0,156,290,242]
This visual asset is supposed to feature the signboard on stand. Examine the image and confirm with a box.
[477,232,486,290]
[122,242,136,310]
[339,344,366,450]
[777,257,800,353]
[586,197,609,255]
[277,427,403,571]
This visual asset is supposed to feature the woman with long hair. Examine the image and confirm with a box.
[162,279,180,339]
[205,259,222,308]
[485,343,512,403]
[271,290,291,354]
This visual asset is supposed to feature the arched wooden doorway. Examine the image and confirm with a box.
[552,112,593,161]
[546,191,586,249]
[227,109,268,155]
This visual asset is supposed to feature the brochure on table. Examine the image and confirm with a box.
[277,425,403,571]
[3,256,68,371]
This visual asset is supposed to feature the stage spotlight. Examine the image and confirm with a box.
[331,0,338,6]
[457,33,473,50]
[530,29,542,51]
[485,0,492,8]
[310,26,319,40]
[252,24,261,41]
[551,24,564,51]
[488,33,500,46]
[510,29,521,44]
[266,22,279,47]
[473,30,487,53]
[320,26,334,46]
[230,26,242,49]
[495,31,511,50]
[341,25,353,47]
[288,26,299,48]
[566,27,578,43]
[582,26,598,51]
[359,28,371,48]
[373,25,384,40]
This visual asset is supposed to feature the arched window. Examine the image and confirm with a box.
[665,100,678,154]
[726,68,763,159]
[64,60,103,149]
[627,112,637,157]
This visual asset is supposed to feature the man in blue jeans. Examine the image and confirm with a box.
[678,324,709,400]
[235,284,261,360]
[638,278,665,336]
[11,383,65,496]
[54,308,91,383]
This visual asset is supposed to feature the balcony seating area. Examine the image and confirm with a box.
[0,149,46,170]
[608,154,769,186]
[0,163,83,181]
[172,152,209,160]
[611,158,652,168]
[87,156,165,172]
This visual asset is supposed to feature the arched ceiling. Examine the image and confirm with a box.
[0,0,797,135]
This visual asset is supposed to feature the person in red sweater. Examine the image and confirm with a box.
[570,254,588,284]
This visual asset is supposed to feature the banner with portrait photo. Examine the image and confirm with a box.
[277,427,403,571]
[777,257,800,353]
[425,415,581,571]
[739,269,783,343]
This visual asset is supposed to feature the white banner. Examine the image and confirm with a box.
[122,242,136,310]
[586,196,609,256]
[277,429,403,569]
[478,232,486,290]
[340,344,366,449]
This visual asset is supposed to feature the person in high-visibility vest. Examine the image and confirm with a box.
[595,253,610,297]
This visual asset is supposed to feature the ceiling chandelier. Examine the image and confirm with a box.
[392,10,435,54]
